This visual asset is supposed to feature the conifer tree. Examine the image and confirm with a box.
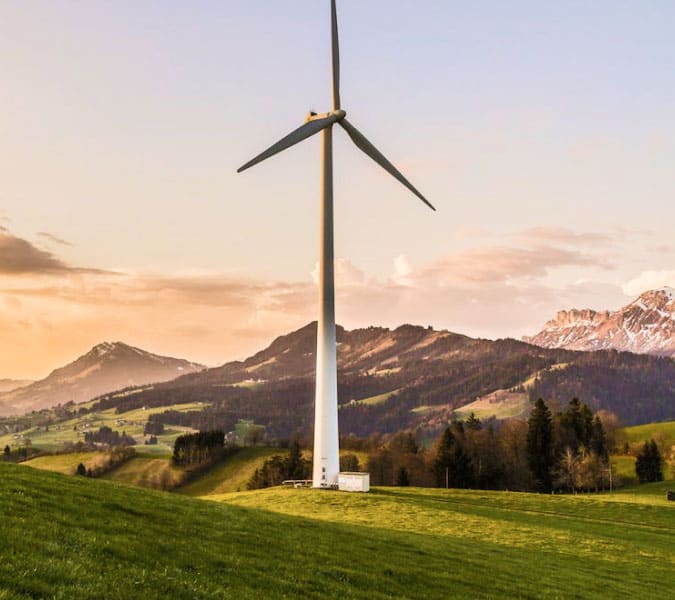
[396,466,410,487]
[635,439,663,483]
[526,398,554,492]
[433,427,454,488]
[589,416,607,458]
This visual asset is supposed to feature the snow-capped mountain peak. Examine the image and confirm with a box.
[525,288,675,356]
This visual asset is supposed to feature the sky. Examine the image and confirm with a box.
[2,0,675,379]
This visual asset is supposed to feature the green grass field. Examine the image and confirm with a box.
[177,448,371,497]
[177,447,282,496]
[1,462,673,599]
[0,402,204,455]
[454,393,530,420]
[343,389,400,407]
[99,457,184,489]
[21,452,105,475]
[612,454,637,484]
[620,420,675,448]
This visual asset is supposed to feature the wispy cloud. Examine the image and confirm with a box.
[515,227,612,247]
[394,245,612,288]
[623,270,675,296]
[0,227,628,378]
[0,231,71,274]
[37,232,73,247]
[0,230,109,276]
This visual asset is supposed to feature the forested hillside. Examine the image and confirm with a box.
[72,323,675,440]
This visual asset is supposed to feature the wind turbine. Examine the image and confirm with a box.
[238,0,435,489]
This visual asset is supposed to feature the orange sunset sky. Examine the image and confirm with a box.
[2,1,675,379]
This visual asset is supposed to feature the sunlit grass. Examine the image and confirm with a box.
[0,402,204,453]
[22,452,105,475]
[342,389,400,407]
[2,462,672,599]
[621,420,675,447]
[99,457,183,489]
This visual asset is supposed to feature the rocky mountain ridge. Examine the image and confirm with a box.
[525,288,675,357]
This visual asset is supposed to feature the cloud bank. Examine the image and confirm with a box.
[0,226,645,378]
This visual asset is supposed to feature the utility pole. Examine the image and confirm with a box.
[608,462,614,493]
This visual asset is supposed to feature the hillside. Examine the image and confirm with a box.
[621,420,675,449]
[0,378,33,393]
[80,323,675,437]
[526,287,675,356]
[1,462,673,599]
[0,341,204,417]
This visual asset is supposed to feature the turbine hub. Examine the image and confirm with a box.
[305,109,346,123]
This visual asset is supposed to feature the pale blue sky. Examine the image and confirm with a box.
[1,1,675,375]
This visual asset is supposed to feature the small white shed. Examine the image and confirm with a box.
[337,472,370,493]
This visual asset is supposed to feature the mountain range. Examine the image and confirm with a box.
[0,342,204,417]
[526,287,675,356]
[83,321,675,436]
[3,288,674,431]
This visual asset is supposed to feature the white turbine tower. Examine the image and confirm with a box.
[238,0,434,489]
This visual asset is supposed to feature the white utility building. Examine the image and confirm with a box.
[337,472,370,493]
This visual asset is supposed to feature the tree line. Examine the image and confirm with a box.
[247,398,666,493]
[84,426,136,447]
[172,430,235,467]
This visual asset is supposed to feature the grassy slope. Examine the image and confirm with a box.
[621,420,675,447]
[344,389,400,407]
[177,448,371,497]
[21,452,105,475]
[0,402,204,454]
[177,447,281,496]
[3,463,673,599]
[99,457,183,489]
[454,394,530,420]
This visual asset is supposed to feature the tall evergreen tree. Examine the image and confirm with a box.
[449,444,474,489]
[465,413,482,431]
[589,416,607,458]
[285,439,306,479]
[432,426,474,489]
[526,398,554,492]
[635,440,663,483]
[433,428,454,488]
[396,466,410,487]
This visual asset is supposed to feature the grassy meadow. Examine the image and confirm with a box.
[620,420,675,448]
[1,462,673,599]
[176,447,283,496]
[0,402,205,456]
[21,451,105,475]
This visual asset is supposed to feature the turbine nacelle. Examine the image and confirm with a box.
[306,109,346,124]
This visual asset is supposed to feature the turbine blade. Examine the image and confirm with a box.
[339,119,435,211]
[331,0,341,110]
[238,115,336,173]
